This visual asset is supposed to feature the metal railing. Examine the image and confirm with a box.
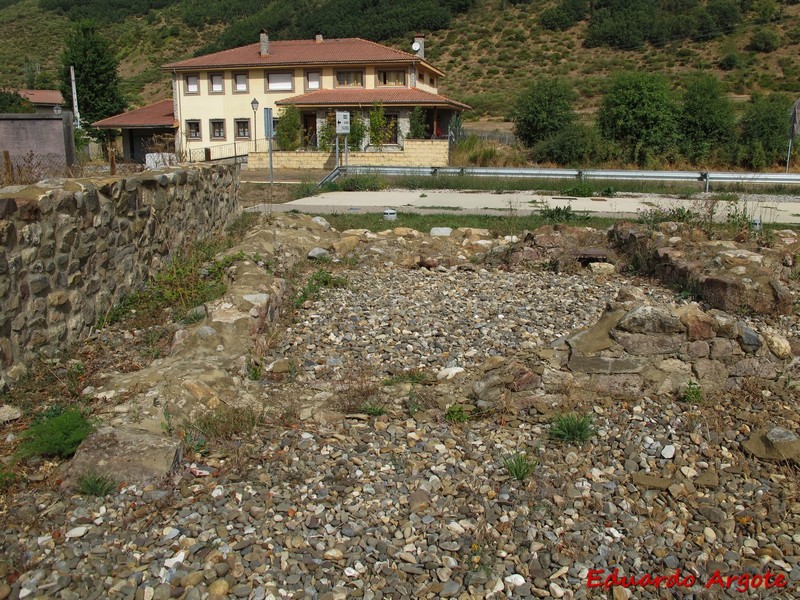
[187,138,269,163]
[318,165,800,190]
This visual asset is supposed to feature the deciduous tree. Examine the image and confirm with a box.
[512,78,577,148]
[598,71,680,165]
[59,21,126,140]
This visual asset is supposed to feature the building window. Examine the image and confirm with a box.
[377,70,405,86]
[336,71,363,87]
[306,71,321,91]
[184,74,199,95]
[430,77,436,87]
[209,73,224,94]
[267,72,293,91]
[210,119,225,140]
[235,119,251,139]
[233,73,248,93]
[186,120,201,140]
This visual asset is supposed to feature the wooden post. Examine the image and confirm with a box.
[2,150,12,184]
[109,145,116,176]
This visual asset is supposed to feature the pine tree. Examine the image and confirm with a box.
[59,21,126,141]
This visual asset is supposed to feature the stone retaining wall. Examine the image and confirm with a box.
[0,164,240,387]
[248,139,450,170]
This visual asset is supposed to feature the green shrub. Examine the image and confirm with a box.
[718,52,743,70]
[0,470,18,490]
[560,182,594,197]
[361,402,386,416]
[17,409,93,459]
[275,105,302,151]
[533,123,610,166]
[503,452,537,481]
[445,404,469,423]
[749,27,780,52]
[338,174,386,192]
[409,106,428,139]
[549,413,595,443]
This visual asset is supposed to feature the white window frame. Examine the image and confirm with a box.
[306,71,321,91]
[267,72,293,92]
[233,72,249,93]
[184,74,199,95]
[209,73,224,94]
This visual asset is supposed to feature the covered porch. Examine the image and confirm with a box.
[93,100,177,164]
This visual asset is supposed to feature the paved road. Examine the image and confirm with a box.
[250,189,800,224]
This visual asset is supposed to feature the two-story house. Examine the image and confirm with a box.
[161,31,468,158]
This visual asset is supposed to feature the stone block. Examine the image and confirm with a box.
[617,306,685,335]
[610,331,684,356]
[568,354,645,374]
[63,426,183,489]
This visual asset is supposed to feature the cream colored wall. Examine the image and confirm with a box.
[175,61,444,154]
[248,139,450,170]
[177,67,315,152]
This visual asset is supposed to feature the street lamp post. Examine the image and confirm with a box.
[251,98,259,152]
[53,105,63,116]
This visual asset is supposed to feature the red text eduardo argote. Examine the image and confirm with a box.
[587,568,788,593]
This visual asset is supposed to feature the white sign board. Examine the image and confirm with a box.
[336,111,350,135]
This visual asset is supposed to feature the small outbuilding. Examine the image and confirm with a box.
[93,99,177,164]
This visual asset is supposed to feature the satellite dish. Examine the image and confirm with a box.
[412,41,421,52]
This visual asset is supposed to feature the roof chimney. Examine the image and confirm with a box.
[315,33,323,44]
[260,29,269,56]
[413,33,425,59]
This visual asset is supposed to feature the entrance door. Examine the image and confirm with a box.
[303,113,317,147]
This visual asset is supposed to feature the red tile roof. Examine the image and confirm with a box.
[276,88,470,110]
[162,38,444,75]
[18,89,63,105]
[93,99,176,129]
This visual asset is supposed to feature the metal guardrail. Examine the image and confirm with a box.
[319,165,800,190]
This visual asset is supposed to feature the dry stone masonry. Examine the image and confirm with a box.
[0,164,240,388]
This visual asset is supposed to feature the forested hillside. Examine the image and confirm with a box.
[0,0,798,123]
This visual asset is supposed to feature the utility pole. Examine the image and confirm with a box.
[70,65,81,128]
[788,98,800,173]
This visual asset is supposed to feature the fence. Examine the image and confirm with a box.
[187,139,263,163]
[462,127,516,146]
[319,164,800,190]
[2,150,73,185]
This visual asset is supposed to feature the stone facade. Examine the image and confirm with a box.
[248,139,450,170]
[0,164,240,386]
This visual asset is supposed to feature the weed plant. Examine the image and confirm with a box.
[503,452,537,481]
[187,404,264,442]
[361,402,386,416]
[682,380,704,403]
[445,404,469,423]
[76,472,117,496]
[17,409,93,459]
[292,269,347,307]
[549,413,595,443]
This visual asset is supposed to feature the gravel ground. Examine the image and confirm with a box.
[1,266,799,600]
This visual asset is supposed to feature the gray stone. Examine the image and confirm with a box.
[737,323,761,354]
[610,331,684,356]
[429,227,453,237]
[616,306,685,334]
[308,247,330,260]
[63,426,183,489]
[311,216,331,230]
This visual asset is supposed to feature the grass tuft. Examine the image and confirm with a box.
[549,413,595,443]
[76,472,117,497]
[503,452,537,481]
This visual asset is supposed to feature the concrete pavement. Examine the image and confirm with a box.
[250,189,800,224]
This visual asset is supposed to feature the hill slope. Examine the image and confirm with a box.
[0,0,798,118]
